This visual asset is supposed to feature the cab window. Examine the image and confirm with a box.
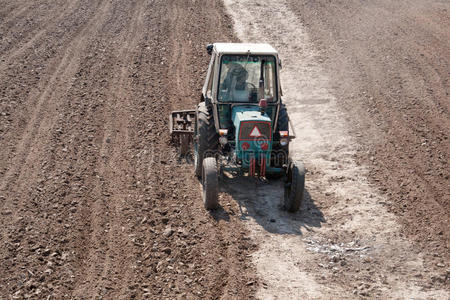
[217,55,277,103]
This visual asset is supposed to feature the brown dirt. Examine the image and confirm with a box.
[286,0,449,264]
[1,0,449,298]
[0,0,256,298]
[224,0,448,297]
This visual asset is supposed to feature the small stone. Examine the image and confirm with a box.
[163,227,174,237]
[178,228,189,238]
[156,261,165,272]
[61,252,69,260]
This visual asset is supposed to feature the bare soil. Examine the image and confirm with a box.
[0,0,448,299]
[0,1,255,298]
[286,0,450,264]
[224,0,449,298]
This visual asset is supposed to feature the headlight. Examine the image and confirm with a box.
[279,131,289,138]
[219,129,228,136]
[219,136,228,145]
[280,138,288,146]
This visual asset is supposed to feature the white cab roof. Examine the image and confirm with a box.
[214,43,278,55]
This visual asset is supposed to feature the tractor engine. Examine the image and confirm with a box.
[232,105,272,177]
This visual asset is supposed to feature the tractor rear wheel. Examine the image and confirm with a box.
[267,105,289,179]
[202,157,219,210]
[283,160,305,212]
[194,102,218,177]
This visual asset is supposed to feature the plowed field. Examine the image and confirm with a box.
[0,0,448,298]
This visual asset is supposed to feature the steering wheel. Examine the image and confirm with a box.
[246,82,258,102]
[246,82,257,89]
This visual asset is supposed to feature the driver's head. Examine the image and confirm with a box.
[229,63,248,85]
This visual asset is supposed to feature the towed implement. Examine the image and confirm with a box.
[170,43,305,211]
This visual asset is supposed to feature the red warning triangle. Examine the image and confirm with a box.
[249,125,262,137]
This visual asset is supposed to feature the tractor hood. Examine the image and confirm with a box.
[232,105,273,165]
[232,105,272,145]
[232,106,272,136]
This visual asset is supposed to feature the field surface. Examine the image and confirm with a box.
[0,0,448,298]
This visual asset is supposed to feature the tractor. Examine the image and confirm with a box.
[170,43,305,211]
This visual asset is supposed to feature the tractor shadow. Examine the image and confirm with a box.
[209,205,230,222]
[219,174,325,235]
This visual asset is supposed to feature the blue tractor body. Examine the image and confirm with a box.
[232,106,272,169]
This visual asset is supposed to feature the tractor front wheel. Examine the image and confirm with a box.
[202,157,219,210]
[283,160,305,212]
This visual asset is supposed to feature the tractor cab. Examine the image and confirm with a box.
[202,43,281,131]
[200,43,286,165]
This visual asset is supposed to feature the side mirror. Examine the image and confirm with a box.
[206,44,213,55]
[278,59,282,69]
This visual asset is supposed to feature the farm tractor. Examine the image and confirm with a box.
[170,43,305,212]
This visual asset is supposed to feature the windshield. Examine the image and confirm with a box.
[218,55,277,102]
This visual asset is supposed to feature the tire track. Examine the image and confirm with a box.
[0,0,100,175]
[0,0,111,244]
[0,1,21,16]
[163,1,255,297]
[165,2,237,295]
[0,1,115,296]
[71,1,147,297]
[167,1,190,105]
[0,1,34,27]
[0,0,81,66]
[0,0,102,183]
[224,0,449,298]
[285,0,449,263]
[1,0,257,298]
[96,3,147,293]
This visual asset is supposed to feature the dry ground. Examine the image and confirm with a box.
[224,0,448,298]
[0,1,255,298]
[0,0,448,299]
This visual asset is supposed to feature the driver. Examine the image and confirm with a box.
[222,63,250,102]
